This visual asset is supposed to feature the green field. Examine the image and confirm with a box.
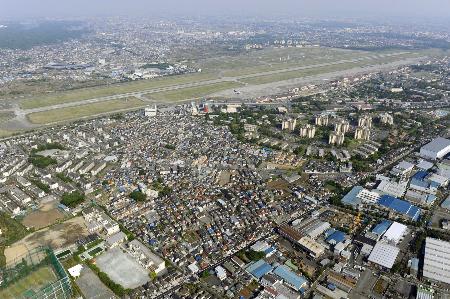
[240,52,418,85]
[20,72,218,109]
[0,212,29,267]
[19,47,420,110]
[27,97,146,124]
[148,81,243,101]
[0,266,56,299]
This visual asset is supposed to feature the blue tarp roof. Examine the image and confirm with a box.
[372,220,392,235]
[326,230,346,244]
[273,265,308,291]
[324,228,336,238]
[412,171,428,181]
[246,260,273,279]
[378,195,421,221]
[410,178,430,189]
[341,186,363,207]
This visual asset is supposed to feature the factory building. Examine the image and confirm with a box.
[420,137,450,160]
[423,237,450,285]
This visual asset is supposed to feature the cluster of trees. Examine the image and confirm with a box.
[28,155,57,168]
[60,191,85,208]
[55,173,72,183]
[164,144,176,150]
[129,190,147,202]
[30,179,50,193]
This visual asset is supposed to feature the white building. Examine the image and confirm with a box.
[423,237,450,284]
[329,132,345,145]
[420,137,450,160]
[128,240,166,274]
[315,114,329,126]
[215,266,227,281]
[382,222,407,244]
[144,105,157,117]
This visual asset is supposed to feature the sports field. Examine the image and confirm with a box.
[0,266,57,299]
[27,97,146,124]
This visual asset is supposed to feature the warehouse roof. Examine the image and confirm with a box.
[368,242,400,269]
[377,195,421,221]
[273,265,308,291]
[341,186,363,207]
[382,222,407,244]
[246,259,273,279]
[372,220,392,235]
[421,137,450,153]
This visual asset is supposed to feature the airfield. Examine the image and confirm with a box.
[0,46,432,135]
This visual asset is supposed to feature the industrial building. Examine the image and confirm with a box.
[368,242,400,269]
[420,137,450,160]
[423,237,450,285]
[377,195,421,221]
[273,265,308,291]
[382,222,407,244]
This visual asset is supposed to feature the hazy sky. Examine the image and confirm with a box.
[1,0,450,20]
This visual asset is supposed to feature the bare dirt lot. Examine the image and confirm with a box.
[4,216,88,264]
[95,247,150,289]
[21,197,65,229]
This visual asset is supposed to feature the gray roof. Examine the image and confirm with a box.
[422,137,450,153]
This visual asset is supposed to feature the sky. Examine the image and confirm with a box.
[1,0,450,20]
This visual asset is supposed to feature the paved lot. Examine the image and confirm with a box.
[95,247,150,289]
[76,266,117,299]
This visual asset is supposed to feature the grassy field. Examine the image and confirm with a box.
[0,212,29,267]
[27,97,146,124]
[148,81,242,101]
[20,72,218,109]
[240,52,419,85]
[19,47,414,110]
[0,266,57,299]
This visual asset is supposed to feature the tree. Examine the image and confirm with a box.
[60,191,85,208]
[129,190,147,202]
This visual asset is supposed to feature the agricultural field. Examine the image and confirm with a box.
[147,81,242,102]
[0,266,57,299]
[27,97,145,125]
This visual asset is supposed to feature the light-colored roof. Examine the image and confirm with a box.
[368,242,399,269]
[382,222,407,244]
[422,137,450,153]
[68,264,83,278]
